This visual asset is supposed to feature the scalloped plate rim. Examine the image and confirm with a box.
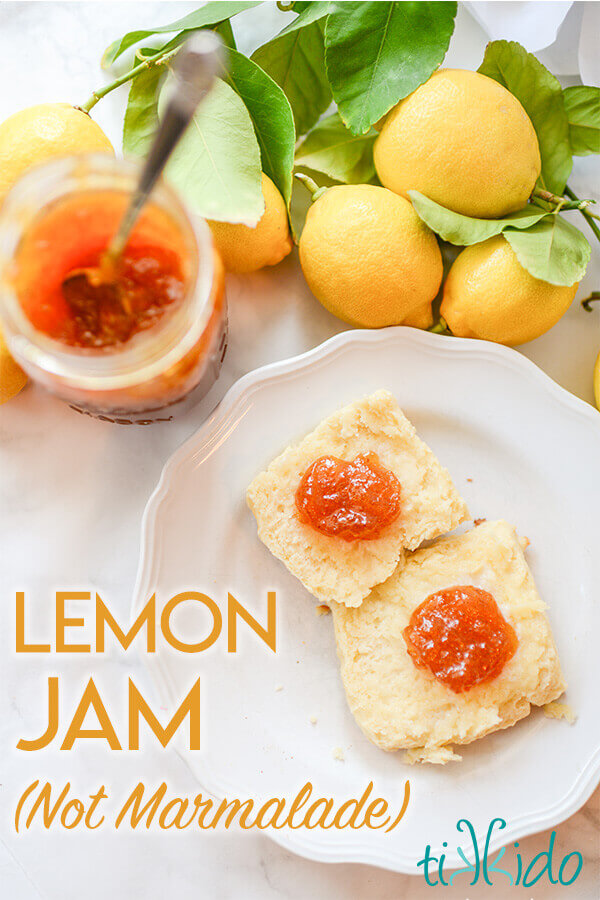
[132,327,600,873]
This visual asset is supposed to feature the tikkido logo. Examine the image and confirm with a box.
[417,818,583,888]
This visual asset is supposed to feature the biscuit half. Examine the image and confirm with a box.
[247,390,469,607]
[331,520,566,761]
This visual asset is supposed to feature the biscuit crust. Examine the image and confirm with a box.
[332,520,565,761]
[247,390,469,607]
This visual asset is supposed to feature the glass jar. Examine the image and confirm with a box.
[0,154,227,424]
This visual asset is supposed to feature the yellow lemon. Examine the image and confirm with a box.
[208,174,292,274]
[299,184,442,328]
[441,235,578,345]
[374,69,541,219]
[594,351,600,411]
[0,327,27,405]
[0,103,113,203]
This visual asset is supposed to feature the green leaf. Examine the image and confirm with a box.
[160,77,263,225]
[123,66,164,157]
[214,19,237,50]
[288,1,316,12]
[563,86,600,156]
[251,17,331,136]
[295,112,376,183]
[324,1,457,135]
[134,16,237,63]
[225,49,295,207]
[277,1,332,35]
[103,1,259,66]
[122,23,238,158]
[409,191,550,245]
[504,216,590,286]
[478,40,572,195]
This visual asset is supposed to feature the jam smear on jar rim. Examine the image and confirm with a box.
[295,451,402,542]
[403,585,518,693]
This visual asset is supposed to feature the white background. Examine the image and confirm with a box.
[0,3,598,898]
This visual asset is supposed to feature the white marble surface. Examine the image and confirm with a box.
[0,3,598,899]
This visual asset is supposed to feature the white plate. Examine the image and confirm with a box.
[133,328,600,873]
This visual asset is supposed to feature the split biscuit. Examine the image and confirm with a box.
[331,520,565,761]
[247,390,469,607]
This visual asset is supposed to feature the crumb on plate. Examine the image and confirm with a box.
[404,746,462,765]
[543,701,576,724]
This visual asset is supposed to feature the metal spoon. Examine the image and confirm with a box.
[63,31,223,301]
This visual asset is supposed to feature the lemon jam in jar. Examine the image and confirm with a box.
[0,155,226,423]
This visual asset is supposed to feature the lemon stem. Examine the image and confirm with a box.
[428,317,449,335]
[294,172,327,202]
[80,46,179,113]
[581,291,600,312]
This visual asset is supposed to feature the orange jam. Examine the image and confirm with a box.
[295,452,402,541]
[12,191,190,348]
[403,586,518,693]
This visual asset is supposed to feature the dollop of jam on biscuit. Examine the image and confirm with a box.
[403,586,517,693]
[295,452,402,541]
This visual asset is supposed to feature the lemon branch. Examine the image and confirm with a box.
[563,186,600,245]
[531,186,598,214]
[534,187,600,306]
[531,184,600,253]
[80,46,179,113]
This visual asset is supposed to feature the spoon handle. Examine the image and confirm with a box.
[110,31,224,259]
